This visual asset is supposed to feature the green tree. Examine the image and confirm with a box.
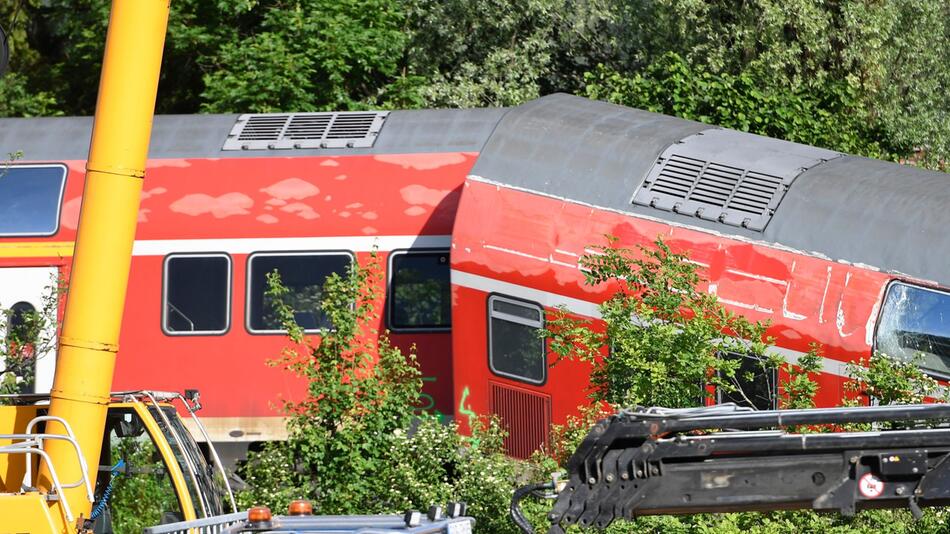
[2,0,949,171]
[585,52,889,159]
[0,0,262,115]
[238,254,526,532]
[583,0,950,167]
[846,353,945,407]
[0,0,60,116]
[107,437,182,534]
[543,236,778,409]
[401,0,558,108]
[201,0,410,112]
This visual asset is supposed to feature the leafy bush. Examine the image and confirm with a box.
[166,236,950,532]
[585,52,891,160]
[543,236,777,409]
[237,253,525,531]
[846,353,945,406]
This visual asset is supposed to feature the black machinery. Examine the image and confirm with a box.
[513,403,950,533]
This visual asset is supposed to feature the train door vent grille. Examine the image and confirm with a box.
[223,111,388,150]
[632,128,841,231]
[489,381,551,459]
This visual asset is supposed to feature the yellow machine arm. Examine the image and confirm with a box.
[0,1,171,531]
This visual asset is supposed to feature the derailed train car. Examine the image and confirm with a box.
[450,94,950,456]
[1,94,947,459]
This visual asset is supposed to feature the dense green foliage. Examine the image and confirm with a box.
[107,437,182,534]
[544,237,778,409]
[585,53,888,159]
[1,0,948,166]
[846,353,946,407]
[237,255,528,532]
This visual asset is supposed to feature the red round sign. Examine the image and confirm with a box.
[858,473,884,499]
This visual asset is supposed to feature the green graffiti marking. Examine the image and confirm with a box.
[418,376,437,412]
[458,386,477,428]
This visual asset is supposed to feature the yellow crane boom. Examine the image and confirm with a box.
[2,1,171,530]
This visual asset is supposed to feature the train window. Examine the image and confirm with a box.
[488,295,545,385]
[162,254,231,335]
[247,252,353,333]
[0,164,67,236]
[717,352,777,411]
[388,250,451,330]
[875,281,950,378]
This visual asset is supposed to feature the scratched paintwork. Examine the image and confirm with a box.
[450,179,894,434]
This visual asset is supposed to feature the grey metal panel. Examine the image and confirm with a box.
[633,128,842,230]
[765,155,950,285]
[0,107,506,161]
[372,108,506,154]
[663,129,840,179]
[0,116,95,161]
[148,114,241,158]
[468,93,710,213]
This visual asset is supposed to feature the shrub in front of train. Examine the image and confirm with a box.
[236,254,531,534]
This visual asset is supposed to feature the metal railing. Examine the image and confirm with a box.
[0,415,95,524]
[142,511,248,534]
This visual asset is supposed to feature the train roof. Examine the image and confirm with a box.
[471,94,950,287]
[2,94,947,285]
[0,107,506,160]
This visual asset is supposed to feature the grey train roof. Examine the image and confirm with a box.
[470,94,950,287]
[2,93,947,286]
[0,107,507,160]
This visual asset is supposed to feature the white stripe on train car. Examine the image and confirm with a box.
[131,234,452,256]
[451,268,852,379]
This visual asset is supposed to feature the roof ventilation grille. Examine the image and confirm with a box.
[632,128,841,231]
[237,115,290,141]
[223,111,389,150]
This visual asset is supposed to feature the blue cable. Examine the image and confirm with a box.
[90,459,125,521]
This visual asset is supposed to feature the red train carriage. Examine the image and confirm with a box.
[450,95,950,457]
[0,108,503,463]
[3,94,949,461]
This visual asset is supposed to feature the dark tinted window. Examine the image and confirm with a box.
[0,164,67,236]
[163,255,231,334]
[248,253,352,332]
[489,296,545,384]
[389,250,451,330]
[876,282,950,377]
[717,353,776,410]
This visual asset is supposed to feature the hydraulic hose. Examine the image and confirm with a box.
[510,481,554,534]
[90,459,126,520]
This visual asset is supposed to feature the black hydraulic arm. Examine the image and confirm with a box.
[515,404,950,533]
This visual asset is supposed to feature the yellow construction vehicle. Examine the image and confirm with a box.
[0,1,240,531]
[0,390,237,532]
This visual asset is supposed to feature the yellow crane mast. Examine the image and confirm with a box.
[0,1,178,531]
